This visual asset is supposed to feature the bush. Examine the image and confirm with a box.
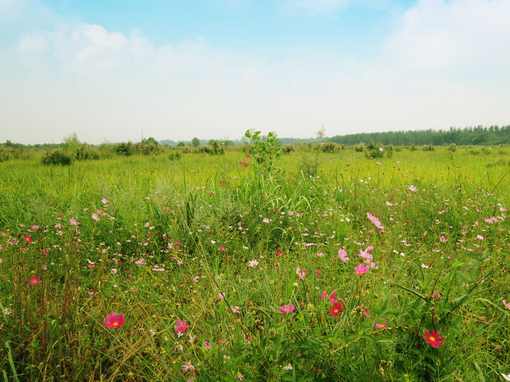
[365,149,384,159]
[198,145,215,154]
[282,144,297,154]
[169,151,182,161]
[410,144,417,151]
[115,142,134,156]
[448,143,457,153]
[353,142,365,152]
[41,149,71,166]
[77,143,99,160]
[422,144,435,151]
[321,142,342,153]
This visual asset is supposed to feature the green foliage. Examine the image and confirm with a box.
[448,143,457,153]
[321,142,342,153]
[244,129,282,177]
[40,149,72,165]
[422,144,435,151]
[115,141,134,156]
[191,137,200,148]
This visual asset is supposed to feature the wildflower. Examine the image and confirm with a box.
[91,213,99,222]
[283,365,293,370]
[218,292,226,300]
[440,236,447,242]
[246,337,252,342]
[24,236,32,244]
[181,361,195,372]
[338,249,349,263]
[110,268,118,274]
[231,306,241,313]
[174,319,188,333]
[245,154,251,158]
[296,267,307,280]
[379,147,383,152]
[355,264,369,276]
[329,302,343,317]
[101,198,109,204]
[477,235,484,240]
[204,342,211,350]
[249,260,259,268]
[278,304,295,314]
[29,276,40,285]
[69,218,77,225]
[3,307,12,315]
[263,218,270,223]
[424,329,444,348]
[219,246,226,251]
[31,225,39,231]
[408,185,417,192]
[503,300,510,310]
[432,291,441,299]
[502,374,510,381]
[237,375,245,380]
[104,313,125,329]
[421,264,429,269]
[316,269,321,276]
[320,291,337,303]
[375,321,387,329]
[276,250,283,255]
[364,308,370,317]
[367,213,384,229]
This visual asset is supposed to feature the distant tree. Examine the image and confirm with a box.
[191,137,200,148]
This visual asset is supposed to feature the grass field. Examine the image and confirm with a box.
[1,145,510,381]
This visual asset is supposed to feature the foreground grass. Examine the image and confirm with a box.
[1,147,510,381]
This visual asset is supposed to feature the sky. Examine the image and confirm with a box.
[1,0,509,145]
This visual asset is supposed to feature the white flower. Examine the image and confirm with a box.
[110,268,118,274]
[502,374,510,381]
[263,218,270,223]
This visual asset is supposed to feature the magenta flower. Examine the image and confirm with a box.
[24,236,32,244]
[355,264,369,276]
[329,302,343,317]
[204,341,211,350]
[174,319,188,333]
[29,276,40,285]
[320,291,337,303]
[104,313,125,329]
[424,329,444,348]
[278,304,295,314]
[338,249,349,263]
[367,213,384,229]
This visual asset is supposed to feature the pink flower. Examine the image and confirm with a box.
[338,249,349,263]
[29,276,40,285]
[175,319,188,333]
[503,300,510,310]
[276,250,283,255]
[440,236,447,242]
[219,246,226,251]
[296,267,307,280]
[218,292,226,300]
[424,329,444,348]
[204,341,211,350]
[329,302,343,317]
[24,236,32,244]
[375,321,387,329]
[278,304,295,314]
[364,308,370,317]
[246,337,252,342]
[477,235,484,240]
[320,291,337,303]
[69,218,77,225]
[355,264,369,276]
[367,213,384,229]
[246,154,251,158]
[181,361,195,372]
[104,313,125,329]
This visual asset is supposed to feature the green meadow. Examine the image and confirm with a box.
[1,144,510,381]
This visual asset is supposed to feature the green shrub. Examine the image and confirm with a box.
[41,149,71,166]
[321,142,342,153]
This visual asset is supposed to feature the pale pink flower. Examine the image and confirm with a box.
[440,236,447,242]
[477,235,484,240]
[375,321,387,329]
[364,308,370,317]
[69,218,77,226]
[101,198,109,204]
[367,213,384,229]
[249,260,259,268]
[218,292,226,300]
[355,264,369,276]
[296,267,307,280]
[338,249,349,263]
[503,300,510,310]
[181,361,195,372]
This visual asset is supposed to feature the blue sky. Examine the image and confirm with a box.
[1,0,509,144]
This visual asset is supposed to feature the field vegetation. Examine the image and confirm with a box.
[1,135,510,381]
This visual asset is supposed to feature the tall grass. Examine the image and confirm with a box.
[0,148,509,381]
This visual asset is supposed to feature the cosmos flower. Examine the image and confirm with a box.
[424,329,444,348]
